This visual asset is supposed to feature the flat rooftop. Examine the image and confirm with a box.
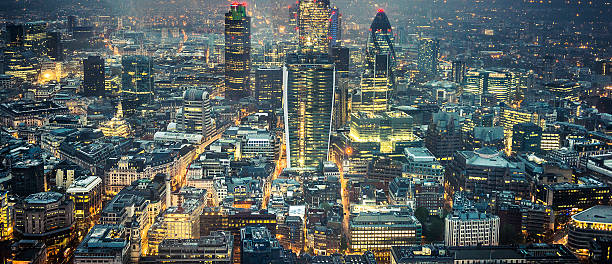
[572,205,612,224]
[25,192,63,204]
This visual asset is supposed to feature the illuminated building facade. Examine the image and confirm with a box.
[83,55,105,97]
[14,192,75,263]
[99,102,131,138]
[500,107,542,140]
[463,69,512,105]
[3,47,39,83]
[447,148,529,200]
[536,177,610,220]
[452,60,466,84]
[255,67,283,110]
[179,89,215,139]
[544,80,581,101]
[23,21,48,56]
[445,193,500,247]
[0,190,12,241]
[417,37,439,77]
[225,3,251,101]
[151,231,233,263]
[297,0,331,54]
[344,111,417,175]
[329,7,341,47]
[353,54,391,114]
[66,176,103,230]
[511,122,542,153]
[349,211,422,262]
[284,54,335,169]
[353,10,396,114]
[568,205,612,255]
[403,147,445,184]
[121,55,154,104]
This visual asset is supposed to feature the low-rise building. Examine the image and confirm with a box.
[390,244,578,263]
[74,225,129,264]
[349,210,422,262]
[568,205,612,255]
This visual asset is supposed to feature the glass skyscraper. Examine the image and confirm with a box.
[417,37,440,77]
[298,0,331,54]
[353,10,395,114]
[284,54,335,169]
[225,3,251,101]
[83,55,105,97]
[121,55,154,103]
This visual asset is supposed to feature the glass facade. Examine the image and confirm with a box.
[284,54,335,169]
[225,3,251,101]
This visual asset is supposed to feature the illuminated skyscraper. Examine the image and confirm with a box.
[417,37,439,77]
[329,7,341,47]
[353,54,391,114]
[365,9,396,73]
[452,60,466,83]
[225,2,251,101]
[121,55,153,103]
[353,10,396,114]
[463,69,512,105]
[23,21,48,56]
[298,0,331,54]
[284,54,335,169]
[83,55,105,97]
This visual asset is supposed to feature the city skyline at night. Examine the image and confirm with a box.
[0,1,611,263]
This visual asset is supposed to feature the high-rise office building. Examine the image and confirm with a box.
[365,9,396,73]
[463,69,513,105]
[512,122,542,153]
[46,31,63,61]
[0,190,11,241]
[67,15,77,32]
[353,54,391,114]
[225,2,251,101]
[255,67,283,110]
[83,55,105,97]
[417,37,439,77]
[284,54,335,169]
[297,0,331,54]
[179,89,215,139]
[121,55,153,103]
[23,21,48,56]
[452,60,466,83]
[329,7,341,47]
[331,46,349,73]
